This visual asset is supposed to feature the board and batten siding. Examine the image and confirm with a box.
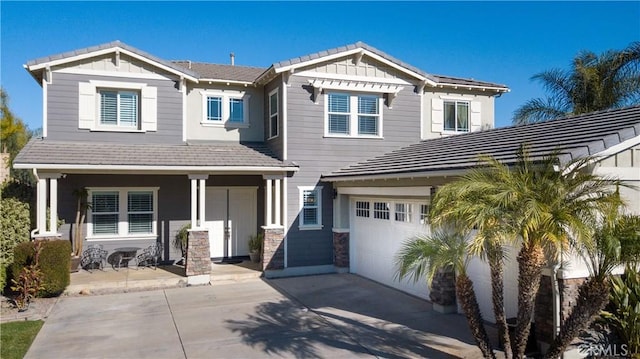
[285,74,422,267]
[47,72,183,144]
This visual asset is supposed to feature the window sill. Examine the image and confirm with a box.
[299,225,323,231]
[324,134,383,139]
[267,135,279,140]
[86,234,157,241]
[200,121,249,128]
[441,130,470,135]
[90,127,145,133]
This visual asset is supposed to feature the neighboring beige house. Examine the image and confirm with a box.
[0,151,10,183]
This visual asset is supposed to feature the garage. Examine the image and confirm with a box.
[348,193,432,300]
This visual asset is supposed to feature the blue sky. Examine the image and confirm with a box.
[2,1,639,131]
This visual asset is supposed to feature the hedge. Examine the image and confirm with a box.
[9,240,70,297]
[0,196,31,293]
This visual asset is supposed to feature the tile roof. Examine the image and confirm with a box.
[14,140,293,169]
[171,61,266,82]
[26,40,199,79]
[323,106,640,179]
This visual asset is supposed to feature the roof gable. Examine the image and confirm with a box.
[323,106,640,180]
[25,41,199,82]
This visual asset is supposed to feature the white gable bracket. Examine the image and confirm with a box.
[313,86,323,104]
[114,49,120,68]
[353,50,364,66]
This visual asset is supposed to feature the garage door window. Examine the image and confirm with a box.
[373,202,390,220]
[395,203,412,222]
[420,204,430,224]
[356,201,370,217]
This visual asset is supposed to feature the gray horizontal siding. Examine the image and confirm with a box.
[285,75,422,267]
[56,174,264,264]
[264,75,283,159]
[47,72,183,144]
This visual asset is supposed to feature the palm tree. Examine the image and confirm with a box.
[429,146,621,358]
[513,42,640,124]
[544,203,637,359]
[395,226,496,359]
[430,162,519,359]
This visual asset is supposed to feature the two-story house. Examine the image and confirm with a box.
[15,40,509,282]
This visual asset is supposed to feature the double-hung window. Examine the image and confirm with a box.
[89,188,158,239]
[201,91,249,126]
[444,100,469,132]
[326,93,382,137]
[299,186,322,229]
[99,90,139,128]
[269,89,279,138]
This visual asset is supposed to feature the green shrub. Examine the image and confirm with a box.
[9,240,70,298]
[601,268,640,358]
[0,196,31,293]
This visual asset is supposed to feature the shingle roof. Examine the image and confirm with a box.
[171,61,266,82]
[323,106,640,179]
[270,41,509,90]
[26,40,199,79]
[14,140,293,169]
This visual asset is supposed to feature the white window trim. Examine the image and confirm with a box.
[268,88,279,139]
[298,186,323,230]
[86,187,159,241]
[324,92,384,139]
[442,99,470,133]
[91,80,146,132]
[199,90,250,128]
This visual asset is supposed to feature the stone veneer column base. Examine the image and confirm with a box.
[430,267,457,314]
[332,229,349,270]
[185,229,211,285]
[262,226,284,271]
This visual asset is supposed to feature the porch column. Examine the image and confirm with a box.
[37,177,47,233]
[274,178,281,226]
[48,177,58,233]
[188,174,208,228]
[265,178,273,225]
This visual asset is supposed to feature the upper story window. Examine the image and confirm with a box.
[78,80,157,132]
[444,100,469,132]
[201,90,250,127]
[326,92,382,138]
[99,90,139,128]
[269,89,279,139]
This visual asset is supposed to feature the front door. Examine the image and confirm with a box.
[205,187,257,259]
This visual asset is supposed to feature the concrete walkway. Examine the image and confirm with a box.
[27,274,483,359]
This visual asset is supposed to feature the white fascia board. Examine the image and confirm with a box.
[14,163,299,173]
[592,135,640,161]
[337,186,431,197]
[323,168,467,182]
[435,82,510,93]
[27,47,199,82]
[200,78,255,86]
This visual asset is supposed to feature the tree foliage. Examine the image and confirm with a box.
[513,42,640,124]
[1,88,34,182]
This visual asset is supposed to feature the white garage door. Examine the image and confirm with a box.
[350,197,432,299]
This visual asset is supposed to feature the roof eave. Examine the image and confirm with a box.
[14,163,299,173]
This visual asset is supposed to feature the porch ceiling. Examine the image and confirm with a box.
[14,139,297,173]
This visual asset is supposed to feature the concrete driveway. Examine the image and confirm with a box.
[26,274,483,358]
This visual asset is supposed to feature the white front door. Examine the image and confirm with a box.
[205,187,257,259]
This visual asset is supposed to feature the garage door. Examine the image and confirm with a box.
[350,197,432,299]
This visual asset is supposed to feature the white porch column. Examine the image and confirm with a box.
[198,178,206,227]
[265,178,273,226]
[274,178,281,226]
[190,178,197,228]
[48,177,58,233]
[188,174,209,228]
[37,177,47,232]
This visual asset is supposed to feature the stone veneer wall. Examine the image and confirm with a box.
[535,274,588,344]
[430,267,457,313]
[332,231,349,268]
[185,230,211,277]
[262,227,284,271]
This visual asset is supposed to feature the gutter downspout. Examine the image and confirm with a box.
[30,168,40,239]
[551,255,563,358]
